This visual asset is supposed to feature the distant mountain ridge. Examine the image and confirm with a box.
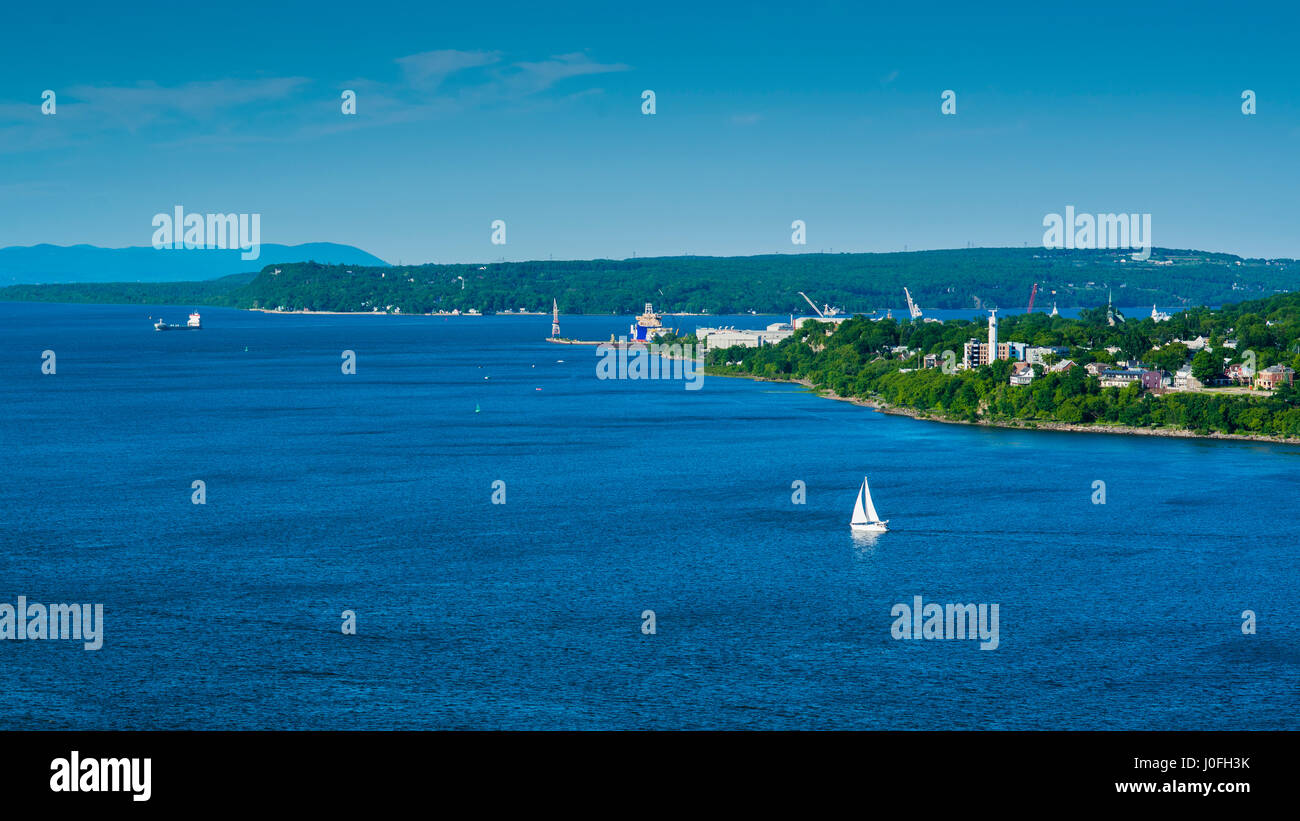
[0,243,389,284]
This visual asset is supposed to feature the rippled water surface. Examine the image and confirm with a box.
[1,302,1296,729]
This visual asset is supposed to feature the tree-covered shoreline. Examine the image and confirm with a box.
[704,293,1300,439]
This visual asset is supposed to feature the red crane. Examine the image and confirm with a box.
[1027,282,1038,313]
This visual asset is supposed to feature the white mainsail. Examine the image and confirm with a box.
[860,477,880,522]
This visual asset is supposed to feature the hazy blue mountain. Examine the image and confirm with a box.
[0,243,390,284]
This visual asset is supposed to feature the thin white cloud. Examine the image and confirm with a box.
[395,49,502,89]
[0,49,631,152]
[63,77,310,127]
[498,53,631,95]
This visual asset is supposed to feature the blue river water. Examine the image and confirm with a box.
[1,302,1296,729]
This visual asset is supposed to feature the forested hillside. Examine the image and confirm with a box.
[4,247,1295,314]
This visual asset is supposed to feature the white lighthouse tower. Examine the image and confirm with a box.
[987,308,998,361]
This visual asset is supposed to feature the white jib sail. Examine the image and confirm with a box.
[851,479,869,524]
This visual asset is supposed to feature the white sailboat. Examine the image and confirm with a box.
[850,476,888,532]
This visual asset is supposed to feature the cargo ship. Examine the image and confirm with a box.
[154,312,202,331]
[629,303,675,341]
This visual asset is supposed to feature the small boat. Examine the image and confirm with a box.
[474,403,480,414]
[850,476,889,533]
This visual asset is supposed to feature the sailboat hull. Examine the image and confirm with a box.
[850,521,889,533]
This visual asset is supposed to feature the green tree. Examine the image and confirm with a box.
[1191,349,1221,383]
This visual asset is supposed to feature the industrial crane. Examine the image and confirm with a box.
[1027,282,1038,313]
[798,291,826,318]
[904,287,922,320]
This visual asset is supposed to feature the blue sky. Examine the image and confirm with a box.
[1,0,1298,264]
